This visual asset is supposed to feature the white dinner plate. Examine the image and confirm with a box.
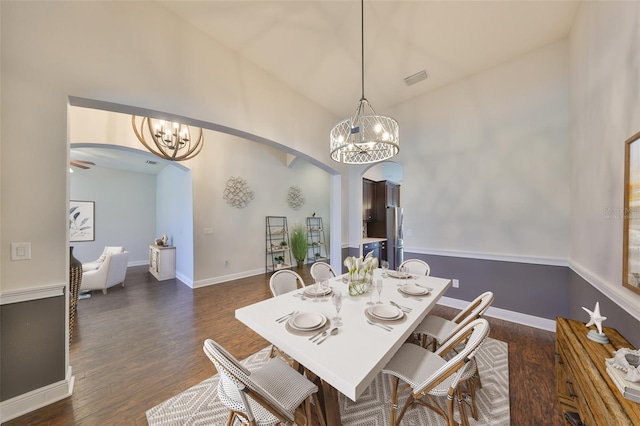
[289,312,327,330]
[303,285,332,297]
[387,270,413,279]
[368,305,403,320]
[399,284,429,296]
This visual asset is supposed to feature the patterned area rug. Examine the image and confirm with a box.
[146,338,509,425]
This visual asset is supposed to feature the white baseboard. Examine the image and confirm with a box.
[437,296,557,332]
[193,268,265,288]
[0,367,74,423]
[175,271,193,288]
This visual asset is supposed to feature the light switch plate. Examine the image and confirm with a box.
[11,242,31,260]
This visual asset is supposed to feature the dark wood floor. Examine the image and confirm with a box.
[4,265,565,425]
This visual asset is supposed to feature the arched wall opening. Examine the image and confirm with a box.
[68,98,344,285]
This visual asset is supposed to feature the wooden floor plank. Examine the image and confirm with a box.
[3,265,564,425]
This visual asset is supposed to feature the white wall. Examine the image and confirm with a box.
[1,1,339,293]
[388,41,570,260]
[569,1,640,316]
[192,130,331,285]
[69,165,156,265]
[157,166,194,284]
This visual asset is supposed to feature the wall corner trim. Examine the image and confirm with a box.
[175,272,193,288]
[0,283,66,305]
[570,261,640,322]
[0,367,74,423]
[409,247,569,267]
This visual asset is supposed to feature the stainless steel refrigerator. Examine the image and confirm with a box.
[386,207,404,270]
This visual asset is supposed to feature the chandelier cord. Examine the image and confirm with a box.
[329,0,398,164]
[360,0,365,102]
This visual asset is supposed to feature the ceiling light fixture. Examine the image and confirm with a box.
[330,0,399,165]
[132,116,204,161]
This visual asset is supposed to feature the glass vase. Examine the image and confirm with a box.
[348,272,372,296]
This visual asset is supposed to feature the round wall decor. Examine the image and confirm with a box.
[286,185,306,210]
[223,176,254,208]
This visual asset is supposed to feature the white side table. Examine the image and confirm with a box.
[149,245,176,281]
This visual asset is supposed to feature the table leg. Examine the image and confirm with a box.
[304,369,341,426]
[321,380,341,426]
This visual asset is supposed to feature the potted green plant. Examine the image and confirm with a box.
[279,241,288,249]
[289,223,308,268]
[274,255,285,269]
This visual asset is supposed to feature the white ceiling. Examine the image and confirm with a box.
[72,1,580,173]
[70,145,173,175]
[161,0,580,118]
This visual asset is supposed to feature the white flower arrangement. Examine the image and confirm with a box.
[344,250,379,276]
[344,251,379,295]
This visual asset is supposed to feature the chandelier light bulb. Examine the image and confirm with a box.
[132,115,204,162]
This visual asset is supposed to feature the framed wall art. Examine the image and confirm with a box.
[69,200,95,242]
[623,131,640,295]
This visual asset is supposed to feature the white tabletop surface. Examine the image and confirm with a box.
[235,269,451,401]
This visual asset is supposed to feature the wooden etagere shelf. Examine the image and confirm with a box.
[555,317,640,425]
[306,216,328,264]
[265,216,292,273]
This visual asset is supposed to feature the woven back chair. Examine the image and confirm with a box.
[399,258,431,276]
[310,261,337,282]
[383,318,490,426]
[203,339,325,426]
[416,291,494,351]
[269,269,306,297]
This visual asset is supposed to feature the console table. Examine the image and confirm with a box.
[556,317,640,425]
[149,245,176,281]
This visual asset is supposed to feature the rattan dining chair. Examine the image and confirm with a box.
[268,270,307,363]
[399,258,431,276]
[203,339,325,426]
[383,318,490,426]
[310,261,337,282]
[415,291,494,351]
[269,269,306,297]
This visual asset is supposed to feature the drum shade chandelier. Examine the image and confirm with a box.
[132,116,204,161]
[330,0,399,164]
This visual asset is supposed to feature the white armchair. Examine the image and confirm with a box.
[81,251,129,294]
[82,246,125,272]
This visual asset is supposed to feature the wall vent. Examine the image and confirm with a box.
[404,70,428,86]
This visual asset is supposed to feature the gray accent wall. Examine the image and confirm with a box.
[416,253,570,320]
[569,271,640,348]
[1,295,66,401]
[407,252,640,346]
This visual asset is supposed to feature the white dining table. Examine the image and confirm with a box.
[235,269,451,425]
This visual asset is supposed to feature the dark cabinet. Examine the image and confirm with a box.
[363,179,375,221]
[366,180,400,237]
[362,241,380,259]
[364,179,400,223]
[363,240,387,262]
[376,180,400,209]
[373,180,400,222]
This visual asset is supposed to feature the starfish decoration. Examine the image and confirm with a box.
[582,302,607,335]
